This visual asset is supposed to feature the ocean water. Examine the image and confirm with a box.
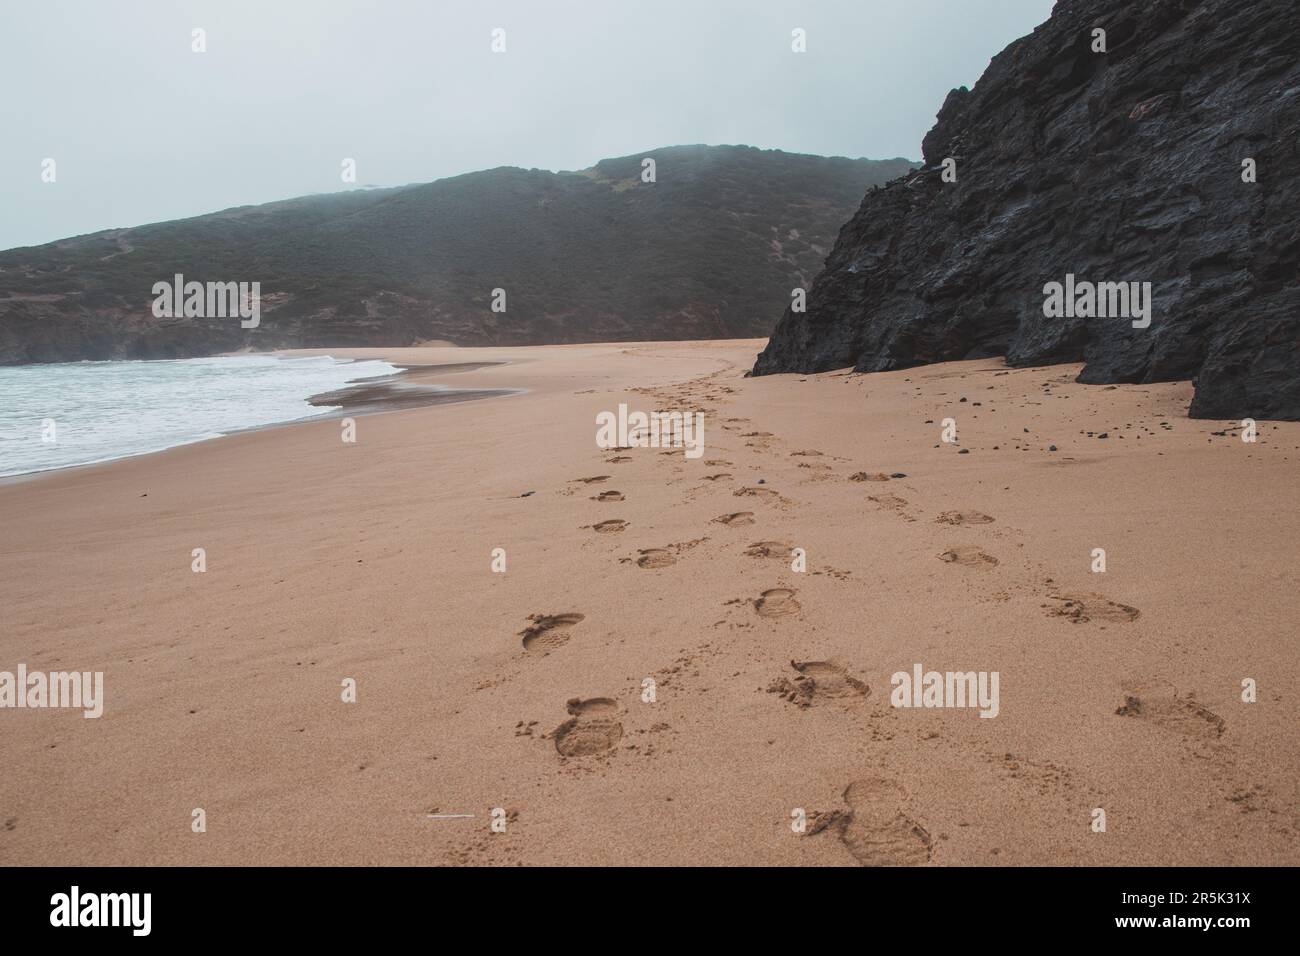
[0,355,401,478]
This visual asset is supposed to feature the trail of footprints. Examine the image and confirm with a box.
[512,368,1210,864]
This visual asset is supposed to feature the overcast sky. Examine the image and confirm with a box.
[0,0,1054,251]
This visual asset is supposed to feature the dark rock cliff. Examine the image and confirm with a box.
[753,0,1300,420]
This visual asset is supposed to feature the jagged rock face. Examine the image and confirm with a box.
[754,0,1300,420]
[0,146,914,365]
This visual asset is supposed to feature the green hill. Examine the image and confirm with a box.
[0,145,916,362]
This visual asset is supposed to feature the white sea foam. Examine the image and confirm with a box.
[0,354,399,478]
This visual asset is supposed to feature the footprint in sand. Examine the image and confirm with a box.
[935,511,995,525]
[588,519,628,534]
[572,475,611,484]
[734,486,779,498]
[939,545,999,568]
[1114,679,1225,739]
[809,778,932,866]
[591,490,624,502]
[768,660,869,708]
[635,548,677,569]
[520,613,585,652]
[1047,592,1139,623]
[713,511,755,527]
[702,473,733,482]
[704,460,733,467]
[605,456,632,464]
[551,697,623,756]
[790,450,824,457]
[754,588,800,618]
[745,541,792,560]
[741,431,773,438]
[623,539,705,569]
[868,494,913,518]
[851,472,892,482]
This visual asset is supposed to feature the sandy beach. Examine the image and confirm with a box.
[1,340,1297,866]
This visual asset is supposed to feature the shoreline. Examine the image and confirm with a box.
[0,354,526,485]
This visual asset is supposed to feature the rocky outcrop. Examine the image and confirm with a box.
[754,0,1300,420]
[0,146,914,364]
